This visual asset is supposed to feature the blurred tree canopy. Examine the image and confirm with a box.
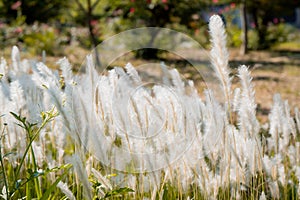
[212,0,299,49]
[0,0,69,24]
[102,0,211,58]
[246,0,298,49]
[0,0,299,52]
[108,0,208,27]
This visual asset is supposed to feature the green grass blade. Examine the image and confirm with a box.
[40,165,71,200]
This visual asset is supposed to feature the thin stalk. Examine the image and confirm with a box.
[26,180,31,199]
[0,123,9,198]
[29,129,42,198]
[0,143,9,199]
[13,110,57,196]
[15,125,44,182]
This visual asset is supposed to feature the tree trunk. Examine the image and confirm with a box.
[87,0,97,47]
[135,28,160,59]
[295,7,300,27]
[251,7,268,49]
[74,0,101,67]
[87,0,101,67]
[240,0,248,55]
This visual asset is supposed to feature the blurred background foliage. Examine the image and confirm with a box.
[0,0,299,58]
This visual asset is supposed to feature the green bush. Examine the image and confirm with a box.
[248,29,260,50]
[227,24,242,48]
[266,23,298,44]
[22,27,59,56]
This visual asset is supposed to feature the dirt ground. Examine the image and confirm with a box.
[102,48,300,122]
[229,49,300,121]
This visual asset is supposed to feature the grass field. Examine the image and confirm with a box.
[0,15,300,199]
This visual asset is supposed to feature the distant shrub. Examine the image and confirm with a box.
[267,23,298,44]
[227,24,242,47]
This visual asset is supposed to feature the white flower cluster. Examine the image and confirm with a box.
[0,15,299,199]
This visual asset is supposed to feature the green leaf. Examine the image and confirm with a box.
[101,187,134,199]
[40,165,72,200]
[9,112,21,120]
[2,151,16,158]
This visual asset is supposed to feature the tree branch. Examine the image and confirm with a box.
[74,0,86,12]
[91,0,101,11]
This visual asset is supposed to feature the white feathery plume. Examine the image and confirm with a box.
[31,142,44,167]
[42,50,46,63]
[17,75,42,122]
[269,94,296,152]
[298,182,300,198]
[268,181,279,199]
[268,94,284,152]
[202,90,225,160]
[95,77,111,122]
[271,154,282,180]
[283,100,296,138]
[232,87,240,112]
[169,69,184,94]
[11,46,21,72]
[209,15,232,112]
[160,62,171,85]
[288,145,297,167]
[0,57,8,78]
[295,107,300,133]
[259,191,266,200]
[0,83,10,111]
[108,68,118,90]
[237,66,256,111]
[70,154,93,200]
[278,165,286,185]
[125,63,141,84]
[237,65,259,137]
[68,90,90,147]
[114,66,127,78]
[91,168,112,190]
[85,54,98,93]
[10,80,26,112]
[245,138,261,175]
[262,155,271,177]
[187,80,198,97]
[32,62,59,89]
[37,62,54,77]
[0,186,8,200]
[20,59,30,73]
[57,181,76,200]
[2,21,300,199]
[57,57,73,81]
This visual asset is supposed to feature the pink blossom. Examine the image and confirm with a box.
[130,7,135,13]
[90,20,98,26]
[11,1,21,10]
[14,27,23,34]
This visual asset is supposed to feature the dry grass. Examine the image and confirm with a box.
[229,49,300,121]
[2,45,299,122]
